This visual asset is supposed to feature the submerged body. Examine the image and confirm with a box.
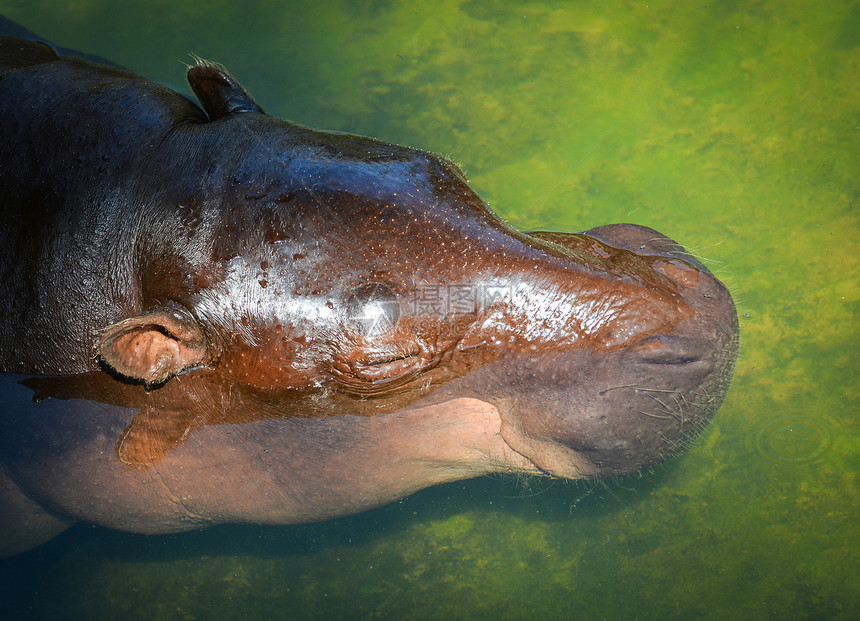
[0,25,738,557]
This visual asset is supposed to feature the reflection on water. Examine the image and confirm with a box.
[21,371,333,468]
[0,0,858,619]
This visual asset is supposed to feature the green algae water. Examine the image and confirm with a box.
[0,0,857,618]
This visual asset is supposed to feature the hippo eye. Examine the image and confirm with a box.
[334,284,440,395]
[330,343,434,396]
[350,348,422,382]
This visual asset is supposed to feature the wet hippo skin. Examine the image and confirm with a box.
[0,21,739,557]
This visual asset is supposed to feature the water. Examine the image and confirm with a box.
[0,0,857,619]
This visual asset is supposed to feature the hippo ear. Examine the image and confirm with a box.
[186,62,264,120]
[98,305,208,386]
[0,36,60,69]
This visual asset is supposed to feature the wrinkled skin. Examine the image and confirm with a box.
[0,25,738,558]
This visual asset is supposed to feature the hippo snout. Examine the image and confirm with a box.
[499,234,737,477]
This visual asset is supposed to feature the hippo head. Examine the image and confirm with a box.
[96,65,739,478]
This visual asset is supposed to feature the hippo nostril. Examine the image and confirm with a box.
[630,335,705,366]
[639,352,701,366]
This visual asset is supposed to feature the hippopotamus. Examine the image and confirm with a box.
[0,23,739,558]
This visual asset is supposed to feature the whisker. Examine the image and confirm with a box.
[599,384,640,395]
[636,409,674,420]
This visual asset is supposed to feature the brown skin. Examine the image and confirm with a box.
[0,32,738,557]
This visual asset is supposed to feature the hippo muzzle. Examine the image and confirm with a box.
[483,224,739,478]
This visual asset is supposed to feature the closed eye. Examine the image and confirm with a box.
[351,349,422,381]
[360,349,420,367]
[329,339,436,396]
